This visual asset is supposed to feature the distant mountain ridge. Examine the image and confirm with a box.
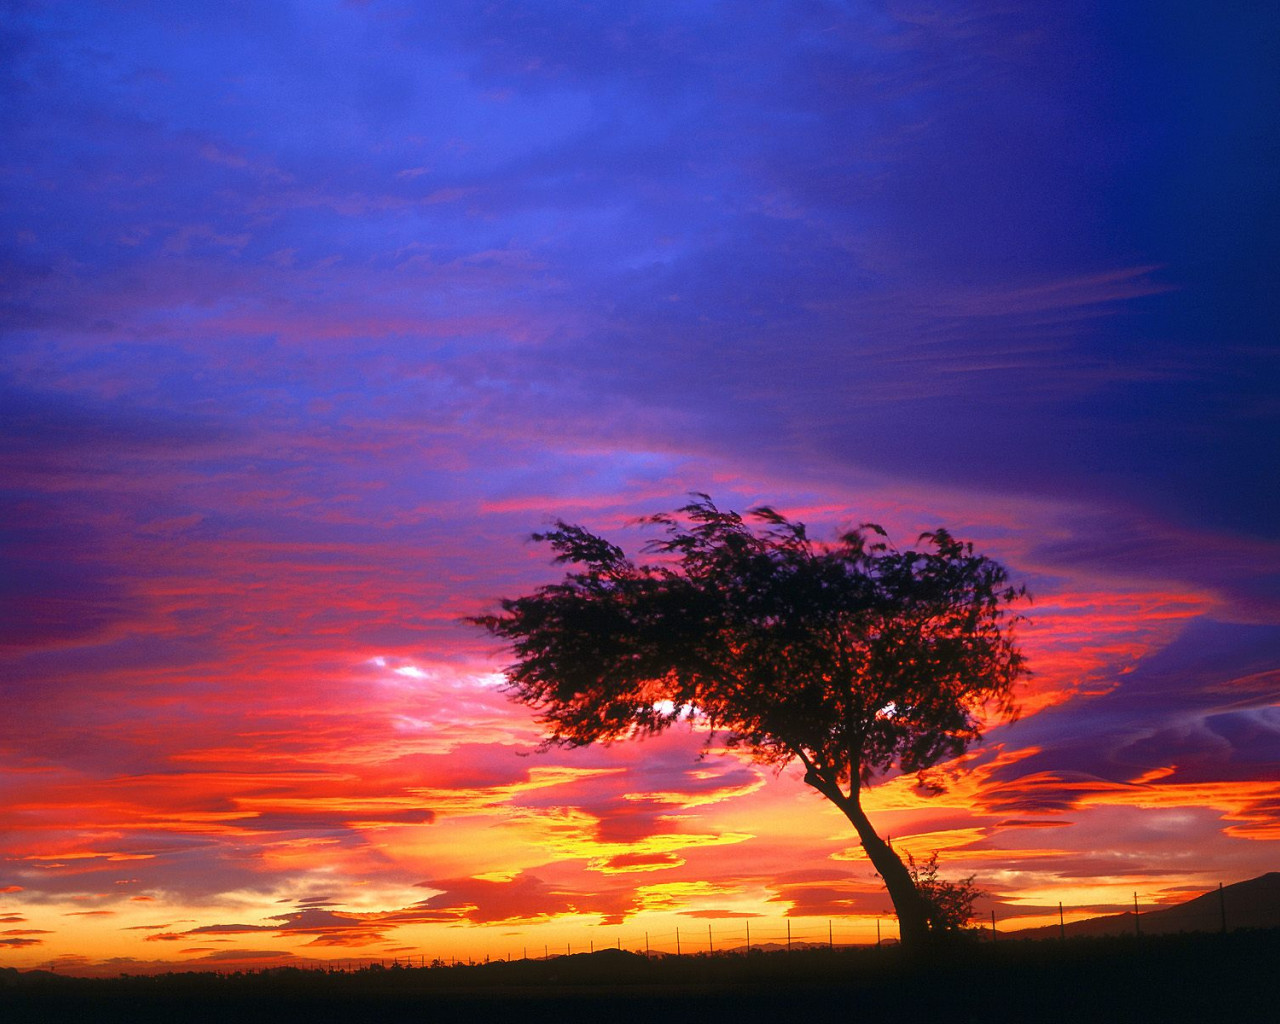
[1008,872,1280,939]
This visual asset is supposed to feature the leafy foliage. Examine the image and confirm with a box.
[908,851,986,933]
[474,495,1027,790]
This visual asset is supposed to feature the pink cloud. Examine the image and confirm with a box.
[409,872,638,927]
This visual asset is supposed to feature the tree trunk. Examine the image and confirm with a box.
[829,790,930,952]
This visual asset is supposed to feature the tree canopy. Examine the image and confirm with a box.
[473,495,1029,950]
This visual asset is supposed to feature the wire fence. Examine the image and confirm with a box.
[256,881,1271,974]
[361,917,887,971]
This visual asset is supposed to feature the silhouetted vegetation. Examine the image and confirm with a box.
[473,496,1028,951]
[908,850,986,934]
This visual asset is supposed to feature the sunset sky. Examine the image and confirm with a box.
[3,1,1278,974]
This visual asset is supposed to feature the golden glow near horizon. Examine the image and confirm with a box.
[4,613,1277,975]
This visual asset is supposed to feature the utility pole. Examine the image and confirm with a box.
[1219,882,1227,934]
[745,920,750,953]
[828,920,833,951]
[1059,902,1066,941]
[708,923,713,953]
[645,932,650,958]
[676,927,681,957]
[991,909,997,942]
[1134,893,1141,937]
[787,918,791,951]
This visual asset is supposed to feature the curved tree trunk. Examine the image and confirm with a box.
[803,771,930,951]
[831,792,930,952]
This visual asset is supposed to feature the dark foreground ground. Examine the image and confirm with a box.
[6,928,1277,1024]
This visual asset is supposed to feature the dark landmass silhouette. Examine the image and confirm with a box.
[5,925,1279,1024]
[1007,871,1280,939]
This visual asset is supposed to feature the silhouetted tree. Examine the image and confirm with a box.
[472,495,1028,951]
